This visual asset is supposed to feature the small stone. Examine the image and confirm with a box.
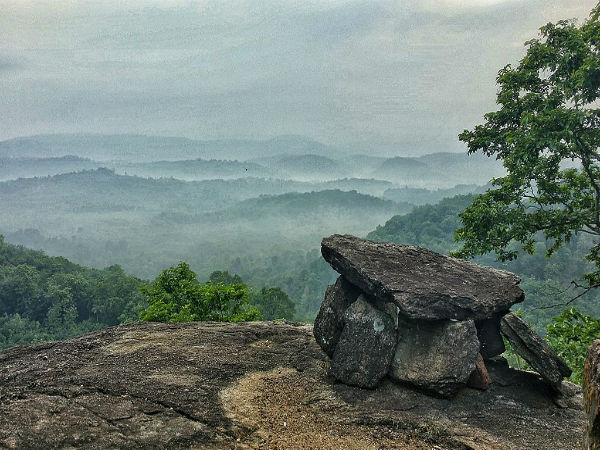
[500,312,571,390]
[389,318,480,398]
[330,296,396,389]
[313,276,361,357]
[467,353,490,390]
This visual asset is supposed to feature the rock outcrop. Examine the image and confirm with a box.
[584,339,600,450]
[313,276,361,357]
[330,296,396,388]
[321,234,524,321]
[316,234,572,397]
[0,321,584,450]
[500,312,572,390]
[389,318,480,397]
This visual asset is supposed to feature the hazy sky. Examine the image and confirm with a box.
[0,0,597,155]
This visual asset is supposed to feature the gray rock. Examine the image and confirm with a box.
[476,314,506,359]
[321,234,524,321]
[313,276,361,357]
[584,340,600,449]
[330,296,396,388]
[389,318,480,397]
[500,312,572,390]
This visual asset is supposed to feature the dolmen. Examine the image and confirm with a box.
[314,234,572,397]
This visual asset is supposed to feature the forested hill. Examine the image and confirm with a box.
[0,235,145,349]
[367,195,600,334]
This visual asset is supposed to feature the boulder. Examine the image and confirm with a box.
[476,314,506,359]
[467,353,490,390]
[500,312,572,390]
[321,234,524,321]
[584,339,600,450]
[389,318,480,397]
[313,276,361,357]
[330,296,396,388]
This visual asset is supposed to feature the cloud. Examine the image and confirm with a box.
[0,0,597,154]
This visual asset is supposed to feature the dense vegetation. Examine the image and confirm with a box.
[0,235,145,349]
[0,235,300,349]
[139,262,261,323]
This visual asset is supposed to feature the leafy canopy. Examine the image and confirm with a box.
[454,6,600,288]
[545,308,600,383]
[139,262,261,322]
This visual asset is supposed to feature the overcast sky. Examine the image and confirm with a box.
[0,0,597,155]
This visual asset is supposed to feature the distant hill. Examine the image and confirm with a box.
[158,189,411,224]
[0,134,343,162]
[0,156,99,181]
[317,178,393,197]
[370,152,504,188]
[250,154,348,181]
[0,135,505,189]
[367,194,474,254]
[370,157,431,184]
[113,159,273,180]
[0,169,337,216]
[383,184,489,205]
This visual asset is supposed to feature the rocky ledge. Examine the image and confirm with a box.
[0,321,584,450]
[316,235,572,397]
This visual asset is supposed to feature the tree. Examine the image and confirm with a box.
[139,262,261,323]
[454,6,600,294]
[546,308,600,383]
[250,287,296,320]
[208,270,243,286]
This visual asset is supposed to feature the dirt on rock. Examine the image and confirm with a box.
[0,321,585,449]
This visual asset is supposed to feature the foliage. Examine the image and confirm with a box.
[0,235,145,349]
[546,308,600,383]
[454,7,600,289]
[139,262,261,323]
[368,194,473,254]
[207,270,296,320]
[250,287,296,320]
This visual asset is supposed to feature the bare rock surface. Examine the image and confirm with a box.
[321,234,524,320]
[500,312,572,390]
[329,296,396,388]
[584,339,600,449]
[389,318,480,397]
[313,276,361,357]
[0,321,585,450]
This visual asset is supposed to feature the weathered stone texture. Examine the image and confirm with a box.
[500,312,571,390]
[330,296,397,388]
[321,234,524,321]
[313,276,361,357]
[389,318,480,397]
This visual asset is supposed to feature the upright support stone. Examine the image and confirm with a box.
[389,318,480,397]
[584,340,600,450]
[330,296,396,389]
[500,312,571,390]
[313,276,361,357]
